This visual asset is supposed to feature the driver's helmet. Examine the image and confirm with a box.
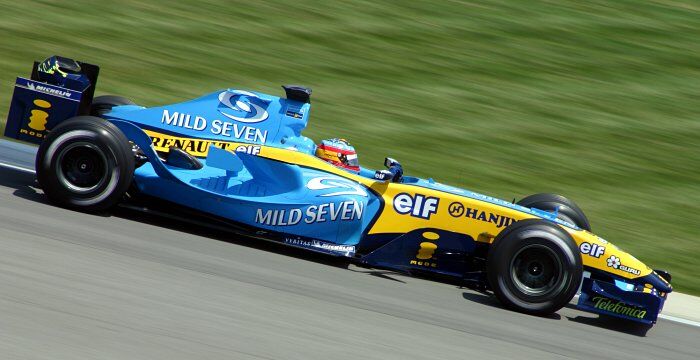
[315,138,359,172]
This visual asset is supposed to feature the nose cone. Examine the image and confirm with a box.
[571,231,654,279]
[644,270,673,293]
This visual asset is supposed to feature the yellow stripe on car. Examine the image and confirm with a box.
[142,130,653,279]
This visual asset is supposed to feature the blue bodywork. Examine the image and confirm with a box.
[108,89,674,326]
[108,89,316,153]
[103,88,580,257]
[105,89,381,255]
[4,58,671,325]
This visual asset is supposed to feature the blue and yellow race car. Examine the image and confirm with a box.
[5,56,672,325]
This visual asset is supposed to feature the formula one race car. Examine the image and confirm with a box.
[5,56,673,325]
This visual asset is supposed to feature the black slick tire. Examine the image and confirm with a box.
[487,218,583,315]
[35,116,134,212]
[517,193,591,231]
[90,95,136,117]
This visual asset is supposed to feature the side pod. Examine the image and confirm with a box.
[360,229,476,278]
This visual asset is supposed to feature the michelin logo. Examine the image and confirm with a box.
[284,238,355,255]
[26,82,72,98]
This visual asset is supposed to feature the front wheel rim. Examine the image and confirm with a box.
[510,244,564,297]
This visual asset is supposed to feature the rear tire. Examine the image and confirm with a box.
[487,219,582,315]
[90,95,136,116]
[517,193,591,231]
[36,116,134,212]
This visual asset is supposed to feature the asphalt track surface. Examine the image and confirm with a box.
[1,140,699,360]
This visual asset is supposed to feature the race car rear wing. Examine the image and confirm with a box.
[4,56,99,144]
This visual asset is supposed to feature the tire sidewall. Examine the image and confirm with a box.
[36,116,134,211]
[488,219,582,315]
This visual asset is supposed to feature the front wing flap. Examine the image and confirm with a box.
[577,276,666,324]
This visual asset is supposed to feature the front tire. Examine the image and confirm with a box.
[487,219,582,315]
[517,193,591,231]
[36,116,135,212]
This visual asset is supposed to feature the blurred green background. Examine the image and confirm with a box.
[1,1,698,294]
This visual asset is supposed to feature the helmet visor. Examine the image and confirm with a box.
[342,153,359,168]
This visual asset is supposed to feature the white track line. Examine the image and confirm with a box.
[659,314,700,328]
[0,161,35,174]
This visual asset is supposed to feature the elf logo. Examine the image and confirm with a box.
[579,242,605,258]
[393,193,439,220]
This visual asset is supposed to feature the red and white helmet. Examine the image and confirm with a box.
[315,138,359,172]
